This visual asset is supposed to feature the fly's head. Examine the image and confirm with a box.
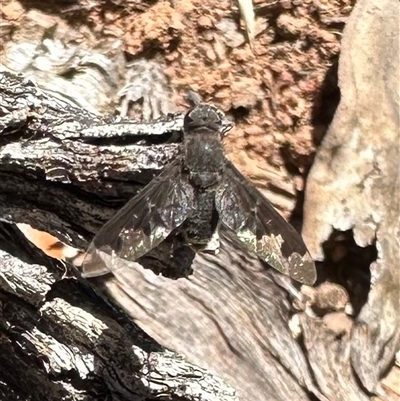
[183,104,233,139]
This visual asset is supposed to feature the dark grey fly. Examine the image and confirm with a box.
[82,104,316,285]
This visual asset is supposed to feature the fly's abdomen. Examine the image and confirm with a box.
[183,189,219,251]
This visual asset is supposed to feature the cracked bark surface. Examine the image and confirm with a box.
[0,72,238,401]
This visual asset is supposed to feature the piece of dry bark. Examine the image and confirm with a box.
[0,71,240,400]
[0,6,174,119]
[0,225,238,401]
[0,70,182,248]
[302,0,400,397]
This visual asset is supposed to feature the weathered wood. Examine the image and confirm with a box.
[1,0,399,398]
[0,71,238,401]
[0,223,238,401]
[0,70,182,248]
[303,0,400,398]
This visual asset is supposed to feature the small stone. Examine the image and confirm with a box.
[198,16,213,28]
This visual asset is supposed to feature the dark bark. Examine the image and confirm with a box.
[0,224,238,401]
[0,71,237,401]
[0,70,182,248]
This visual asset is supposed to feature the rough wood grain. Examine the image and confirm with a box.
[303,0,400,397]
[0,71,238,401]
[0,222,238,401]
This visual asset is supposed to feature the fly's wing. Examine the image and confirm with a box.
[81,162,194,278]
[215,162,316,285]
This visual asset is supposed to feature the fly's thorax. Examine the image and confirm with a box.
[183,130,225,188]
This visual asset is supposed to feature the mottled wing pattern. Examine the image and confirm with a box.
[81,162,194,278]
[215,162,316,285]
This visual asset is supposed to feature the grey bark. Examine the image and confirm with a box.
[0,71,238,401]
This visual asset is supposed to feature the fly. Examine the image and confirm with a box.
[81,104,316,285]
